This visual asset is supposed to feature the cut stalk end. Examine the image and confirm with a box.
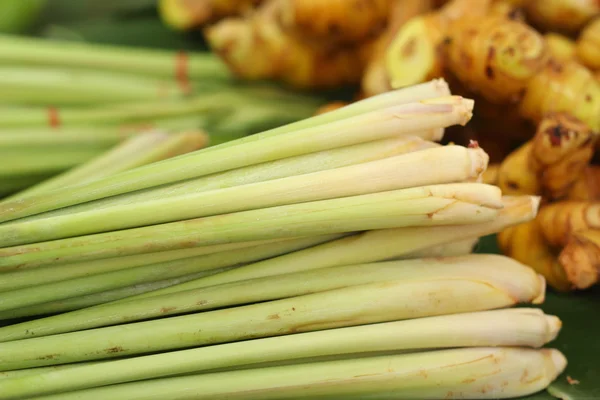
[533,274,547,304]
[545,315,563,343]
[545,348,568,380]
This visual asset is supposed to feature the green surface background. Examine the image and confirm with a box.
[3,1,598,398]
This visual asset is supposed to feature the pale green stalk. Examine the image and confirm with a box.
[0,271,234,321]
[0,145,488,246]
[0,236,342,312]
[0,257,545,370]
[0,361,103,382]
[0,237,333,290]
[0,95,471,222]
[6,131,208,201]
[0,91,248,129]
[0,183,500,270]
[0,309,562,399]
[0,66,190,106]
[0,254,546,340]
[0,32,449,131]
[0,34,229,80]
[34,136,438,217]
[0,148,104,177]
[198,79,451,152]
[400,237,480,259]
[30,347,566,400]
[0,116,208,148]
[0,176,49,197]
[131,195,537,299]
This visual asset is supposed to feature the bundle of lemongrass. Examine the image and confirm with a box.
[0,34,321,195]
[0,79,566,399]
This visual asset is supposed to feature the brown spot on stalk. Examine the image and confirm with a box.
[480,383,495,393]
[267,313,281,320]
[441,354,496,369]
[353,372,384,378]
[197,300,208,306]
[286,318,360,334]
[37,354,60,360]
[160,307,176,313]
[105,346,125,354]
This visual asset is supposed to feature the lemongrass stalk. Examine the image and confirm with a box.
[0,66,191,106]
[202,79,451,152]
[0,236,336,290]
[0,271,236,321]
[0,95,472,222]
[0,361,104,382]
[0,236,344,312]
[131,195,537,299]
[0,116,209,148]
[0,31,448,122]
[0,309,561,399]
[7,131,208,201]
[37,136,439,217]
[31,347,566,400]
[0,254,545,340]
[0,183,500,270]
[0,91,253,129]
[0,175,50,197]
[0,145,488,246]
[0,258,544,370]
[0,148,105,177]
[0,33,229,80]
[0,236,323,274]
[400,237,480,259]
[0,84,317,129]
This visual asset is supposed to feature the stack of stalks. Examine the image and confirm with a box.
[0,80,567,399]
[0,34,322,196]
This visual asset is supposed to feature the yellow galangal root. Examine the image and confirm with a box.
[277,0,393,44]
[205,1,374,88]
[497,113,595,201]
[559,229,600,289]
[577,17,600,71]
